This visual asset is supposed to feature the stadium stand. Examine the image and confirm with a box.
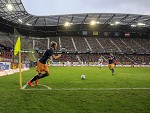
[133,38,150,52]
[60,54,78,62]
[78,54,99,62]
[96,38,119,52]
[127,54,150,65]
[60,37,75,51]
[73,37,90,52]
[110,38,133,53]
[86,37,104,52]
[121,38,147,53]
[0,33,13,48]
[34,39,48,50]
[0,32,150,65]
[114,54,132,65]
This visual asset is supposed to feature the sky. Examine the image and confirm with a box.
[21,0,150,16]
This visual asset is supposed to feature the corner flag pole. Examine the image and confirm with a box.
[19,50,22,88]
[14,37,22,88]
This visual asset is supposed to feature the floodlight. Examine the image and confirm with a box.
[110,24,115,26]
[6,4,13,11]
[138,23,145,26]
[90,21,96,25]
[26,23,31,26]
[131,25,136,27]
[115,21,120,25]
[18,19,22,23]
[64,22,70,27]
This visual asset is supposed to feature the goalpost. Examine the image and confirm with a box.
[32,37,49,51]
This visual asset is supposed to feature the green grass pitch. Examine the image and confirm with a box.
[0,67,150,113]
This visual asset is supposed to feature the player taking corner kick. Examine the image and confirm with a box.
[108,53,115,75]
[28,41,61,87]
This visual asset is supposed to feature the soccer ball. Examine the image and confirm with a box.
[81,75,86,80]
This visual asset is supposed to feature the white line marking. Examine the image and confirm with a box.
[23,89,51,91]
[21,83,51,90]
[51,88,150,90]
[21,83,28,90]
[38,84,51,90]
[22,87,150,91]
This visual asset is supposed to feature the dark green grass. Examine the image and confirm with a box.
[0,67,150,113]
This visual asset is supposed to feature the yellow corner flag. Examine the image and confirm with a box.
[14,37,21,55]
[14,37,22,88]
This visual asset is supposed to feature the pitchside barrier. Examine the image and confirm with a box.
[50,64,150,67]
[0,68,29,77]
[49,62,150,67]
[0,62,11,70]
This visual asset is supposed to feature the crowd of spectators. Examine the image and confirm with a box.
[0,34,13,48]
[86,37,103,52]
[31,37,150,53]
[59,54,78,62]
[60,37,75,51]
[110,38,133,53]
[34,39,48,50]
[127,54,150,65]
[97,38,119,52]
[0,33,150,65]
[133,38,150,52]
[121,38,147,53]
[78,54,100,62]
[115,54,132,65]
[73,37,90,52]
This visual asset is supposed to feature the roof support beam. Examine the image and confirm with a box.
[22,15,33,24]
[104,14,115,24]
[80,14,88,30]
[96,14,102,21]
[57,16,60,26]
[144,18,150,24]
[70,15,74,23]
[120,14,129,22]
[32,17,39,26]
[81,14,88,25]
[44,17,46,26]
[128,15,142,26]
[14,0,22,11]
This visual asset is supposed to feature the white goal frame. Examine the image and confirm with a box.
[32,38,49,50]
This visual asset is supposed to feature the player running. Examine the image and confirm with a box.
[108,53,115,75]
[28,41,61,87]
[98,55,103,69]
[114,57,117,67]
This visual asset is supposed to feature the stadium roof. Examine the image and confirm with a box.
[0,0,150,28]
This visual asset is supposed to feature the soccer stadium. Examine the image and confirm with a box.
[0,0,150,113]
